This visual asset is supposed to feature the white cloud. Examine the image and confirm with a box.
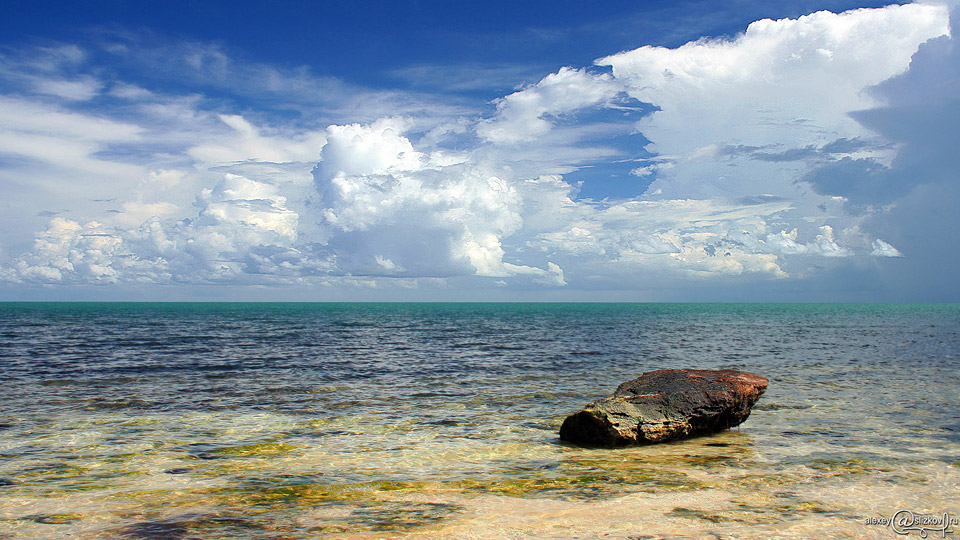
[766,228,809,255]
[2,174,327,285]
[96,32,476,127]
[598,4,948,141]
[315,120,557,280]
[0,96,145,194]
[477,67,623,144]
[164,174,307,279]
[596,3,949,199]
[812,225,852,257]
[0,95,140,142]
[871,238,903,258]
[32,75,101,101]
[629,160,674,178]
[2,4,948,294]
[115,201,179,227]
[108,83,155,100]
[0,218,160,284]
[471,4,947,200]
[316,118,426,178]
[188,114,326,165]
[522,193,794,278]
[19,45,86,72]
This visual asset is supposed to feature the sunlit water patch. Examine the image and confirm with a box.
[0,303,958,539]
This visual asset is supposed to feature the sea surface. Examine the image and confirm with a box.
[0,303,958,539]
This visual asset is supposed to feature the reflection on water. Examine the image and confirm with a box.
[0,303,958,539]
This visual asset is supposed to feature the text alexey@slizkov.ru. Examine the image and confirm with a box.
[865,509,957,538]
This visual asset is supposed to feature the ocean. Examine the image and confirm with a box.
[0,303,958,539]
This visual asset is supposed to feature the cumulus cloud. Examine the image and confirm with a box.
[457,5,949,292]
[598,4,947,148]
[477,67,625,144]
[0,94,152,253]
[762,227,858,258]
[316,118,428,178]
[598,4,947,201]
[520,189,794,279]
[0,218,164,284]
[2,174,330,284]
[871,239,903,258]
[315,119,562,282]
[185,174,298,251]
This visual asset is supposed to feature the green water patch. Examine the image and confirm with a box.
[203,479,435,508]
[186,461,710,507]
[451,467,710,499]
[731,455,930,491]
[542,446,753,497]
[768,500,833,516]
[667,496,835,526]
[198,460,274,477]
[178,441,301,461]
[666,507,736,523]
[805,457,894,476]
[206,442,300,458]
[120,417,164,427]
[672,452,750,468]
[181,482,464,535]
[294,415,399,437]
[753,403,811,411]
[729,493,845,526]
[801,456,929,483]
[12,460,153,495]
[18,462,89,480]
[104,450,159,463]
[29,513,83,524]
[731,471,806,490]
[325,501,463,533]
[210,482,374,507]
[38,379,78,387]
[82,398,155,411]
[38,482,118,494]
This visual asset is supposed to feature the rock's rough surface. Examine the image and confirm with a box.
[559,369,768,446]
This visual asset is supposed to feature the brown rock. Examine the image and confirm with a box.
[559,369,768,446]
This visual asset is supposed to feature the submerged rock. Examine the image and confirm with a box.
[559,369,768,446]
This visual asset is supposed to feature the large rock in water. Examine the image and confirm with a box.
[559,369,768,446]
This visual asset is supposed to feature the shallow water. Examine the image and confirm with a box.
[0,303,958,539]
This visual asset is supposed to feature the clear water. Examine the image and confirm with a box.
[0,303,958,539]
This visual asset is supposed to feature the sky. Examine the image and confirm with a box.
[0,0,957,301]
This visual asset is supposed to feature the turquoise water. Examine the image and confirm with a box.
[0,303,958,539]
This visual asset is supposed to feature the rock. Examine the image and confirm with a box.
[559,369,768,446]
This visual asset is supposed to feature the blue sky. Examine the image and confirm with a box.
[0,0,957,301]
